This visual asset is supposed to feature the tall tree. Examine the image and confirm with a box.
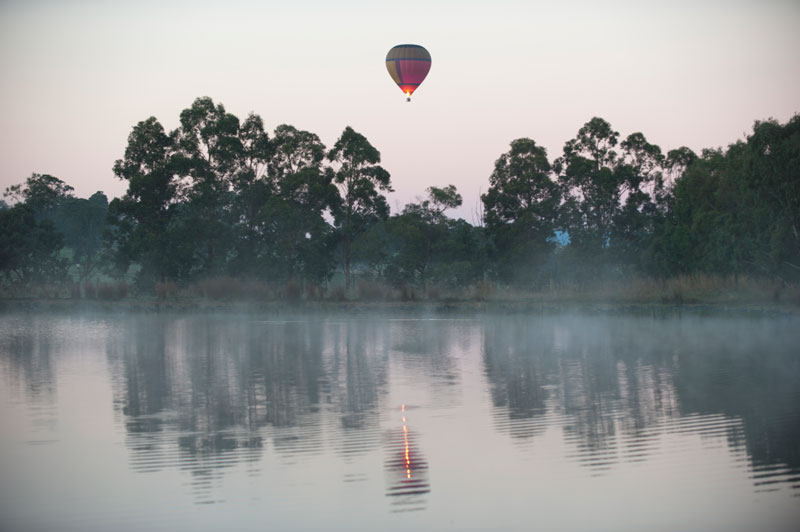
[54,192,109,281]
[745,115,800,280]
[482,138,561,284]
[611,132,666,267]
[1,173,72,286]
[228,114,273,277]
[0,203,66,287]
[3,173,74,218]
[235,124,338,283]
[174,97,243,275]
[554,117,622,254]
[328,126,392,290]
[653,115,800,281]
[554,118,668,278]
[107,116,185,284]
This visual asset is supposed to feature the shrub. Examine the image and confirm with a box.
[328,285,347,301]
[357,278,390,301]
[97,282,115,300]
[426,284,441,300]
[193,277,242,300]
[84,281,97,299]
[115,281,129,299]
[305,283,323,301]
[156,281,178,300]
[282,279,302,301]
[472,280,495,301]
[397,284,416,301]
[243,280,274,301]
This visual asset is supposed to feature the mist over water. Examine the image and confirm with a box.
[0,311,798,531]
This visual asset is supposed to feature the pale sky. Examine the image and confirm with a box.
[1,0,798,221]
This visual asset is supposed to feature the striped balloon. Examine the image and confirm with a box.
[385,44,431,102]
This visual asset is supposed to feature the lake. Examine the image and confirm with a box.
[0,310,798,531]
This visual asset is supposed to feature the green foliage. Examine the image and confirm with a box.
[1,173,90,286]
[230,124,337,283]
[107,116,184,285]
[651,115,800,282]
[384,186,485,290]
[0,203,67,286]
[5,99,797,298]
[555,118,624,253]
[351,220,392,278]
[174,97,244,275]
[482,138,560,284]
[52,192,108,281]
[553,118,668,280]
[328,126,392,289]
[107,99,340,289]
[4,173,75,216]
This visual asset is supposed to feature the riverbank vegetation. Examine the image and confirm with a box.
[2,97,798,306]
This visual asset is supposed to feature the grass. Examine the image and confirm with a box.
[2,274,798,311]
[524,274,797,306]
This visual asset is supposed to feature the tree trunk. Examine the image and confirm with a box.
[345,236,351,291]
[345,190,353,292]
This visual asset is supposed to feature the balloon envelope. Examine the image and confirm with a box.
[385,44,431,99]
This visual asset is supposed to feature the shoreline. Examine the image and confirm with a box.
[2,297,797,318]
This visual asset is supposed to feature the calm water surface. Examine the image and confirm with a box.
[0,311,798,531]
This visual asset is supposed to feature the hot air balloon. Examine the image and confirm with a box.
[385,44,431,102]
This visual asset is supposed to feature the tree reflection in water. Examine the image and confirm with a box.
[101,313,800,504]
[0,316,60,434]
[481,314,799,482]
[106,316,398,503]
[2,312,798,517]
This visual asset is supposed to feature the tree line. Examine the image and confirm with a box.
[1,97,798,297]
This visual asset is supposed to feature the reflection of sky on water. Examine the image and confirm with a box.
[0,312,798,531]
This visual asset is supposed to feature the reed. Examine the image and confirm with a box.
[84,281,97,299]
[155,281,178,300]
[327,285,347,301]
[281,279,302,301]
[305,283,323,301]
[397,284,417,301]
[96,280,128,300]
[489,274,798,306]
[357,279,391,301]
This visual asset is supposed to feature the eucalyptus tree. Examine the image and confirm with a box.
[0,175,71,286]
[269,124,327,180]
[0,203,67,286]
[54,192,108,281]
[240,124,338,283]
[745,115,800,281]
[174,97,244,275]
[327,126,392,290]
[107,116,188,283]
[482,138,561,284]
[655,115,800,281]
[227,113,273,277]
[3,173,74,219]
[387,185,464,290]
[554,117,622,255]
[611,132,666,267]
[664,146,697,185]
[554,118,670,276]
[351,220,392,279]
